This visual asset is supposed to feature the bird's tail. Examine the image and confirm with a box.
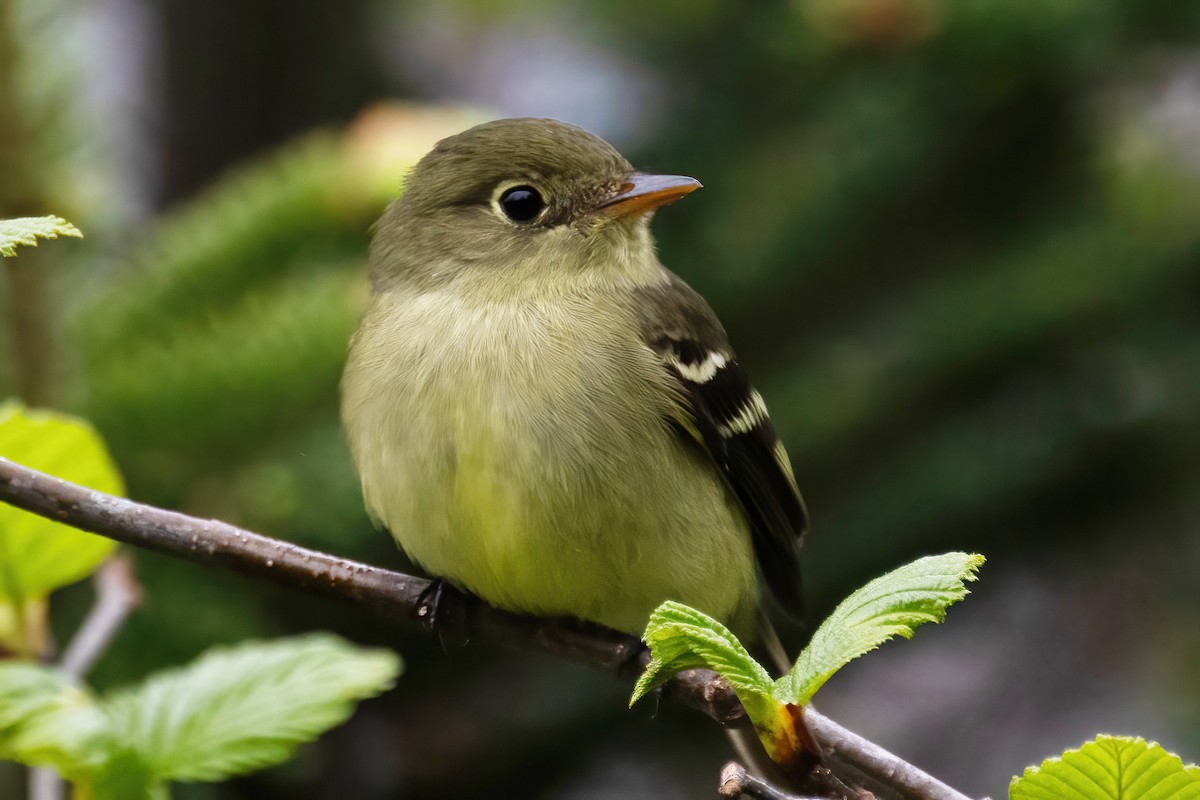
[758,608,793,676]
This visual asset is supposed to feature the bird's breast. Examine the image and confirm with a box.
[341,286,755,634]
[343,285,668,545]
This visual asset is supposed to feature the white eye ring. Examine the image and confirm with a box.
[493,184,547,224]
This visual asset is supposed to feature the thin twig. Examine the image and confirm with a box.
[29,769,61,800]
[720,761,823,800]
[60,554,142,678]
[0,456,978,800]
[804,708,975,800]
[31,556,142,800]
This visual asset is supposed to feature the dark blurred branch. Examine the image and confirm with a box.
[0,456,976,800]
[3,255,52,403]
[0,0,53,404]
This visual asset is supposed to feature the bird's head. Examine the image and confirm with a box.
[370,117,700,292]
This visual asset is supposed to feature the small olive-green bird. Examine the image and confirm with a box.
[342,118,807,647]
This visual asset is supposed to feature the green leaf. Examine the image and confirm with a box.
[0,402,122,602]
[632,602,775,724]
[778,552,984,705]
[0,662,113,776]
[0,216,82,257]
[82,750,166,800]
[1010,735,1200,800]
[103,633,401,782]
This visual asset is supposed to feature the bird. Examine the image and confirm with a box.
[341,117,807,650]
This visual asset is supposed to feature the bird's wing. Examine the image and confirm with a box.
[632,274,809,615]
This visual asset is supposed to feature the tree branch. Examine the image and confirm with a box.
[60,553,142,678]
[0,456,976,800]
[31,554,143,800]
[720,761,818,800]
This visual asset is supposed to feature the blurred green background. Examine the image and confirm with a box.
[2,0,1199,797]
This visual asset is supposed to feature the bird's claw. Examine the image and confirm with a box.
[413,578,474,652]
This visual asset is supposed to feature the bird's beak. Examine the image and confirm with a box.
[597,172,702,218]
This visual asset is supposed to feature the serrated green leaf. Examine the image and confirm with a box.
[1010,735,1200,800]
[0,662,113,776]
[103,633,401,782]
[0,216,82,257]
[80,749,165,800]
[777,552,984,705]
[631,602,775,724]
[0,402,122,602]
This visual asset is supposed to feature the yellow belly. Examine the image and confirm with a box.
[342,289,760,637]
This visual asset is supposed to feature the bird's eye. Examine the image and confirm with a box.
[498,185,545,223]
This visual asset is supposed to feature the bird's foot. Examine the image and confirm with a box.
[413,578,474,649]
[415,577,452,630]
[615,637,651,680]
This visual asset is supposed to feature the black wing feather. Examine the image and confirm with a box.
[634,277,809,616]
